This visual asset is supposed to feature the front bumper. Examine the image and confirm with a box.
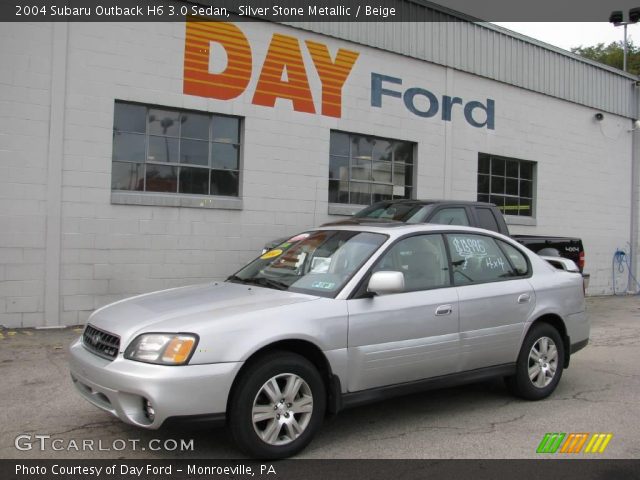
[69,338,242,429]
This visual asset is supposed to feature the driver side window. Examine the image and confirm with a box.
[374,234,450,292]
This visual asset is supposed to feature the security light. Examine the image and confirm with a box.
[594,113,604,121]
[609,10,623,24]
[630,7,640,23]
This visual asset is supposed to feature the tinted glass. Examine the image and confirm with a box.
[181,112,209,139]
[212,116,239,143]
[111,162,144,191]
[145,164,177,192]
[180,139,208,166]
[114,103,146,133]
[113,133,145,162]
[211,170,239,196]
[179,167,209,195]
[211,143,239,170]
[147,136,178,163]
[498,240,529,276]
[430,208,470,226]
[476,208,500,232]
[148,109,180,136]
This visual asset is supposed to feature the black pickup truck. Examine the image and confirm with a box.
[327,200,586,273]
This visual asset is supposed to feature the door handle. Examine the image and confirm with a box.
[517,293,531,304]
[435,305,453,316]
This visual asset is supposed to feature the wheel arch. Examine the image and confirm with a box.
[528,313,571,368]
[226,339,342,417]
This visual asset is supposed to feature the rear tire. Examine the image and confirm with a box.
[506,323,564,400]
[228,351,326,459]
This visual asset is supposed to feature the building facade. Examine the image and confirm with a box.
[1,14,639,328]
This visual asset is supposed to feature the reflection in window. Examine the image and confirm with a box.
[329,131,415,205]
[111,101,241,197]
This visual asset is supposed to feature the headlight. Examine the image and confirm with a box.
[124,333,198,365]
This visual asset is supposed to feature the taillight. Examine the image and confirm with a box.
[578,251,585,271]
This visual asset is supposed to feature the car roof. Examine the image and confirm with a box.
[363,199,495,207]
[315,221,507,240]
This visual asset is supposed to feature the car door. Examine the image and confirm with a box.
[445,232,535,371]
[346,234,460,392]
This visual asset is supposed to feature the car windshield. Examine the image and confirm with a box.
[228,230,387,298]
[355,202,430,223]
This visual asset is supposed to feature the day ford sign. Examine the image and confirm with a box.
[183,21,496,129]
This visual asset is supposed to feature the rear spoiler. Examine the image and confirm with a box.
[541,256,590,292]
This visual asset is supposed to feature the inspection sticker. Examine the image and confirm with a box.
[311,281,336,289]
[261,249,283,260]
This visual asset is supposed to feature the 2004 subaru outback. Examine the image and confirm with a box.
[69,223,589,458]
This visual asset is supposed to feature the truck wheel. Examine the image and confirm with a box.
[506,323,564,400]
[228,352,326,459]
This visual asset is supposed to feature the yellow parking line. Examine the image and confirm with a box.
[23,331,33,336]
[0,333,4,340]
[7,331,16,337]
[73,328,83,333]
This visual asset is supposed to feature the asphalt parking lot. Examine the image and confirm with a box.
[0,295,638,459]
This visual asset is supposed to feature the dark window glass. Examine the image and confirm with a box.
[212,116,239,143]
[477,153,535,217]
[351,158,372,181]
[211,143,239,170]
[114,103,146,134]
[330,132,350,156]
[181,112,209,140]
[431,208,470,226]
[394,142,413,164]
[394,163,412,186]
[112,102,242,198]
[113,133,145,162]
[145,164,177,192]
[148,109,180,136]
[179,167,209,195]
[491,158,505,176]
[478,174,490,194]
[372,139,392,162]
[329,156,349,180]
[148,136,178,163]
[506,178,518,196]
[476,208,499,232]
[478,154,490,174]
[180,139,208,166]
[211,170,239,196]
[112,162,144,191]
[329,180,349,203]
[520,179,532,198]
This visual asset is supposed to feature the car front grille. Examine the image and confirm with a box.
[82,324,120,360]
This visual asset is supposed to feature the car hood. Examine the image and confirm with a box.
[86,282,319,342]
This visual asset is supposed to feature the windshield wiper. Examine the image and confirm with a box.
[226,276,289,291]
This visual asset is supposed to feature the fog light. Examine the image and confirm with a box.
[144,399,155,422]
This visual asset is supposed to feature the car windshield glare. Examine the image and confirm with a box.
[229,230,387,297]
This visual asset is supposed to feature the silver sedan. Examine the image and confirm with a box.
[69,223,589,458]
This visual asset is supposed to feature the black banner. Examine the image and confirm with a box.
[1,0,640,22]
[2,460,640,480]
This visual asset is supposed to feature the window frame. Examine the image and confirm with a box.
[328,130,416,206]
[477,153,536,218]
[111,101,242,198]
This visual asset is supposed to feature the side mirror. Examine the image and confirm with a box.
[367,271,405,295]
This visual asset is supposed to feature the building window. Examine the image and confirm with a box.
[477,153,535,217]
[111,102,241,197]
[329,131,415,205]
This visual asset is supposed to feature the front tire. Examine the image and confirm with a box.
[228,352,326,459]
[506,323,564,400]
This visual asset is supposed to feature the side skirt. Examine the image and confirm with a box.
[339,363,516,411]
